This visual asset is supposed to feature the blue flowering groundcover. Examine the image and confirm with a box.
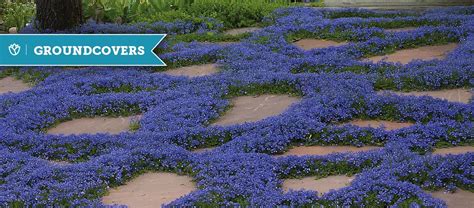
[1,6,473,207]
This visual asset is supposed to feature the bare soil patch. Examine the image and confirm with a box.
[47,115,140,135]
[0,77,31,94]
[224,27,260,35]
[215,42,238,45]
[192,147,215,153]
[212,94,300,126]
[161,64,219,78]
[49,161,71,166]
[293,39,348,50]
[430,189,474,208]
[366,43,458,64]
[433,146,474,156]
[345,119,414,131]
[387,88,472,104]
[102,172,196,208]
[278,146,380,157]
[282,175,354,196]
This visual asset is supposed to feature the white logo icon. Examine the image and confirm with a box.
[8,43,21,56]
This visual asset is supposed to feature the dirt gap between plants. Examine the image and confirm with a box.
[345,119,414,131]
[429,189,474,208]
[160,64,219,78]
[433,146,474,156]
[224,27,260,35]
[0,77,31,94]
[212,94,301,126]
[282,175,354,196]
[278,146,380,157]
[293,39,348,50]
[366,43,458,64]
[379,88,472,104]
[47,115,141,135]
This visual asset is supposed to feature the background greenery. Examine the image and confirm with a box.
[0,0,35,32]
[83,0,301,28]
[0,0,323,32]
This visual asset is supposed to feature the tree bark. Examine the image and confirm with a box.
[35,0,82,31]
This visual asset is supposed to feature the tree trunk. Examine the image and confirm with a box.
[35,0,82,31]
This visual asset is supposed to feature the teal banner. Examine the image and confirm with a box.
[0,34,166,66]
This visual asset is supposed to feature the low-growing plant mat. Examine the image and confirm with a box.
[278,146,381,157]
[212,94,301,126]
[161,64,220,78]
[282,175,355,196]
[387,88,472,104]
[202,41,239,46]
[293,39,348,50]
[385,27,418,33]
[3,6,474,207]
[47,116,140,135]
[432,146,474,156]
[346,120,414,131]
[62,67,86,70]
[0,77,31,94]
[366,43,458,64]
[224,27,261,35]
[102,172,196,208]
[430,190,474,208]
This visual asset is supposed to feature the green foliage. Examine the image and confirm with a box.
[287,29,377,43]
[133,9,195,23]
[82,0,294,28]
[374,77,397,91]
[325,10,416,19]
[188,132,234,149]
[91,84,156,94]
[2,1,35,31]
[366,19,451,29]
[82,0,173,23]
[374,74,471,93]
[158,51,225,71]
[285,20,454,44]
[279,194,424,208]
[8,201,25,208]
[226,82,303,98]
[129,120,141,132]
[0,68,15,79]
[172,32,249,43]
[0,68,49,86]
[307,1,324,7]
[300,129,383,147]
[184,0,290,28]
[280,160,370,179]
[83,0,195,23]
[292,63,399,74]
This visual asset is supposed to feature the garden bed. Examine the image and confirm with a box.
[0,5,473,208]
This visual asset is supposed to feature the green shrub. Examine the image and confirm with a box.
[82,0,154,23]
[133,9,195,23]
[82,0,292,27]
[2,1,35,31]
[185,1,287,28]
[82,0,195,23]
